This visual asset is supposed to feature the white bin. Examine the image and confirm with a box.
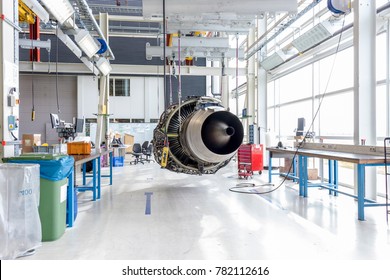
[0,163,41,259]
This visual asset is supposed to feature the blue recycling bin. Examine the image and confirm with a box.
[4,154,76,240]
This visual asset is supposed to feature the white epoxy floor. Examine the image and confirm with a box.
[23,157,390,260]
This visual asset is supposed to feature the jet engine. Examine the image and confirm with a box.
[153,96,244,174]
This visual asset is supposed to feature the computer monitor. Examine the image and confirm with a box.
[296,117,305,136]
[50,113,60,128]
[75,118,84,133]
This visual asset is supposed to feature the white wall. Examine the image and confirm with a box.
[77,76,164,120]
[1,0,19,157]
[77,76,99,119]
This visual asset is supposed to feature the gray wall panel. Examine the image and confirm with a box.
[19,75,77,144]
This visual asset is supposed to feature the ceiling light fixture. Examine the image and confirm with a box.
[40,0,74,25]
[75,29,100,59]
[96,57,112,76]
[291,21,337,53]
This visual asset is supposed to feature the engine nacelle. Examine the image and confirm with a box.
[153,97,244,174]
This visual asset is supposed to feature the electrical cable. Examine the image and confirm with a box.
[230,15,347,196]
[177,31,182,132]
[10,131,18,141]
[31,26,35,121]
[163,0,167,110]
[55,23,61,113]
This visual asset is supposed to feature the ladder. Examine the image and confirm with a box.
[384,138,390,224]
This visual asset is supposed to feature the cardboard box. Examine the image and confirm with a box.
[280,158,318,180]
[307,168,318,180]
[67,142,91,155]
[124,133,134,153]
[22,134,41,153]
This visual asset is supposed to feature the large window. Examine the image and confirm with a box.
[108,78,131,96]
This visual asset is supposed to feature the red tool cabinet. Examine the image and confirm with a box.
[237,144,264,179]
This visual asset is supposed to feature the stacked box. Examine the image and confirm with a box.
[113,157,124,167]
[22,134,41,153]
[67,142,91,155]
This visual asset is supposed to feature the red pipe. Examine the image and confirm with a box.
[29,17,40,62]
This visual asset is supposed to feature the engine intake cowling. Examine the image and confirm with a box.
[153,97,244,174]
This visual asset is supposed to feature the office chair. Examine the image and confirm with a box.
[142,144,154,163]
[130,143,144,165]
[141,141,149,154]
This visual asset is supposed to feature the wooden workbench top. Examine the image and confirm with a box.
[267,146,386,164]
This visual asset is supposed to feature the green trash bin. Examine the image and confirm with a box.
[3,154,74,241]
[39,177,67,241]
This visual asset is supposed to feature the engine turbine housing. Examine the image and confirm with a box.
[153,97,244,174]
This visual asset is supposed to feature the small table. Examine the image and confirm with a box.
[71,149,113,201]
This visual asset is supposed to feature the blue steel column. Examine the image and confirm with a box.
[303,156,308,197]
[98,155,101,199]
[328,160,333,195]
[92,158,97,201]
[109,151,113,185]
[292,156,297,182]
[268,151,272,183]
[357,164,366,220]
[334,160,339,196]
[67,169,74,227]
[82,162,86,185]
[298,155,304,196]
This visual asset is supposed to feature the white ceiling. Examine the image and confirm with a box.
[143,0,297,17]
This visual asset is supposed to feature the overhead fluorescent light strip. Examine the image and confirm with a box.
[96,58,112,76]
[261,52,285,71]
[40,0,74,25]
[292,23,333,53]
[75,30,100,59]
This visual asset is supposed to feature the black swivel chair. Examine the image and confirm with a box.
[142,144,154,163]
[141,141,149,154]
[130,143,144,165]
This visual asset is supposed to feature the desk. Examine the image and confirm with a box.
[267,146,389,221]
[71,149,113,201]
[267,148,298,184]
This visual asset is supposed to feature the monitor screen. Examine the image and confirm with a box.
[50,113,60,128]
[75,118,84,133]
[296,117,305,136]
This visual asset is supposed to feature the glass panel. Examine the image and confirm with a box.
[319,47,354,93]
[115,79,130,96]
[279,65,313,103]
[319,91,353,137]
[109,79,114,96]
[377,33,387,82]
[377,85,387,138]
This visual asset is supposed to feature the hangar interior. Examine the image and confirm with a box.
[1,0,390,260]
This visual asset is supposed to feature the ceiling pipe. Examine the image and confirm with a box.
[268,2,390,72]
[246,0,322,59]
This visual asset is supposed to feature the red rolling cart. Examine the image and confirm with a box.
[237,144,264,179]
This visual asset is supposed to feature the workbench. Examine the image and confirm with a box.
[267,143,390,221]
[71,149,113,201]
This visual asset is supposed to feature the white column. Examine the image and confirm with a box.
[144,77,150,122]
[257,18,267,146]
[247,27,256,142]
[387,19,390,136]
[98,13,110,149]
[221,58,229,109]
[353,0,377,199]
[0,0,19,158]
